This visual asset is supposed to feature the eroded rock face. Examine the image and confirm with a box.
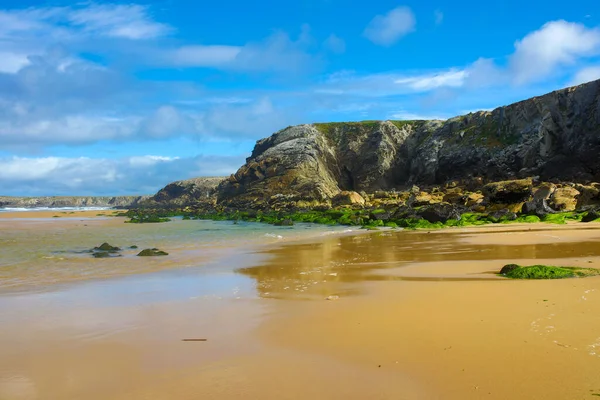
[214,80,600,208]
[143,177,225,207]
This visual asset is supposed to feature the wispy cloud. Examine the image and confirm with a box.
[395,70,467,91]
[67,3,172,39]
[363,6,416,46]
[570,65,600,85]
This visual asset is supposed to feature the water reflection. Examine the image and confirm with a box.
[238,230,600,300]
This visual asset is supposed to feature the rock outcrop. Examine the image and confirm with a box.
[141,177,226,207]
[215,79,600,208]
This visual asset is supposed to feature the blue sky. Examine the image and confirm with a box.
[1,0,599,196]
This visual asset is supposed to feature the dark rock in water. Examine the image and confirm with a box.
[582,211,600,223]
[94,242,120,252]
[417,204,462,223]
[500,264,520,275]
[275,218,294,226]
[129,245,138,249]
[137,248,169,257]
[92,251,121,258]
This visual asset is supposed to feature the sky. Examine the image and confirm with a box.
[1,0,599,196]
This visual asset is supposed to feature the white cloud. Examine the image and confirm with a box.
[0,52,30,73]
[67,4,171,40]
[0,155,245,196]
[395,69,467,91]
[435,10,444,25]
[364,6,416,46]
[570,66,600,85]
[0,3,171,44]
[324,34,346,54]
[510,20,600,84]
[316,69,468,97]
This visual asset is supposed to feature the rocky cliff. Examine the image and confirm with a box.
[216,79,600,208]
[141,177,226,207]
[0,195,147,209]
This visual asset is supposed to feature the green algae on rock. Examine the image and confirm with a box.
[500,264,600,279]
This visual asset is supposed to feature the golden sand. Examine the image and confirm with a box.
[1,221,600,399]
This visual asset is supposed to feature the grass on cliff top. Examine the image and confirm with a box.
[501,264,600,280]
[313,120,421,142]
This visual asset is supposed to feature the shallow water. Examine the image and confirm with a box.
[0,216,354,290]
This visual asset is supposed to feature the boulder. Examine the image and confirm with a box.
[574,183,600,209]
[416,204,462,223]
[582,211,600,223]
[500,264,520,275]
[548,186,580,211]
[466,192,484,207]
[332,191,365,207]
[94,243,120,252]
[482,178,533,204]
[522,183,557,216]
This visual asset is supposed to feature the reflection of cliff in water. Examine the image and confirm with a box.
[237,229,600,300]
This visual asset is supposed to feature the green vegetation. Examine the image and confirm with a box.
[500,264,600,280]
[389,120,421,129]
[124,210,171,223]
[121,207,594,234]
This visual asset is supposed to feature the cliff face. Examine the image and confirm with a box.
[141,177,226,207]
[217,79,600,207]
[0,195,147,209]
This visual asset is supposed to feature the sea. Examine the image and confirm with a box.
[0,208,356,290]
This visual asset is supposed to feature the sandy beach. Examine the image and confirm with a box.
[1,213,600,399]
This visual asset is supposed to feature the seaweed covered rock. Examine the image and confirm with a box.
[500,264,600,279]
[274,218,294,226]
[137,248,169,257]
[91,243,122,258]
[94,243,120,252]
[582,211,600,223]
[500,264,520,275]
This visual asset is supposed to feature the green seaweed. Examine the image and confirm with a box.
[501,264,600,280]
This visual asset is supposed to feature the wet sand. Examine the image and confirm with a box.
[1,219,600,399]
[0,209,122,219]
